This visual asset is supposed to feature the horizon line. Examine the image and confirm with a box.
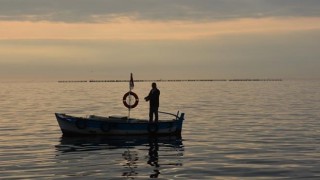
[58,79,283,83]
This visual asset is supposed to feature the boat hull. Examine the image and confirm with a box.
[55,113,184,136]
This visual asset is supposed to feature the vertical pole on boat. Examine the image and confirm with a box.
[128,73,134,121]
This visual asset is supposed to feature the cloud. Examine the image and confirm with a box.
[2,17,320,40]
[1,0,320,80]
[1,0,320,23]
[1,29,320,80]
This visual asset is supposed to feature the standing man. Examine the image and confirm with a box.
[144,82,160,123]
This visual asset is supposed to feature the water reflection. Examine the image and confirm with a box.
[55,135,184,179]
[148,138,160,178]
[122,148,139,179]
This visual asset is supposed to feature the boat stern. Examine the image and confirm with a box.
[175,113,185,134]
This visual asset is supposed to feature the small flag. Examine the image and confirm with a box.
[129,73,134,90]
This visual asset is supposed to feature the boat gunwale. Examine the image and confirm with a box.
[55,112,183,124]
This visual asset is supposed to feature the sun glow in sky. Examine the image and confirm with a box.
[0,0,320,80]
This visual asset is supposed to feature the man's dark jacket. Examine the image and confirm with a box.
[147,89,160,108]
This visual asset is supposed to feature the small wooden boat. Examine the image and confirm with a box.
[55,111,185,136]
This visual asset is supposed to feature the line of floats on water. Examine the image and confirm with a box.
[58,79,283,83]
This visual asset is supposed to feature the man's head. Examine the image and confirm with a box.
[152,82,157,89]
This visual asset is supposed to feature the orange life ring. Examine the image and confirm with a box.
[123,91,139,109]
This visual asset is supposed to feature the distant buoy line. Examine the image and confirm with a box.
[58,79,283,83]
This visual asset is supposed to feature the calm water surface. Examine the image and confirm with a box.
[0,80,319,179]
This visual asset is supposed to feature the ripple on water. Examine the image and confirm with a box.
[0,81,320,179]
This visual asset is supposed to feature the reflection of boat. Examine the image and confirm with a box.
[55,135,183,153]
[55,135,184,179]
[55,111,185,136]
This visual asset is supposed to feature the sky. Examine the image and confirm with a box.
[0,0,320,81]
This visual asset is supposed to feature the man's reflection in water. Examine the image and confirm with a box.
[120,136,183,179]
[57,135,183,179]
[147,137,160,178]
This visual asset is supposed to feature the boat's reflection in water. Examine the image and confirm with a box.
[55,135,184,178]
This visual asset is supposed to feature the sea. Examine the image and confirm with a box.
[0,80,319,179]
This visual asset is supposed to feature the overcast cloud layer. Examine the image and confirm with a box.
[1,0,320,22]
[1,0,320,80]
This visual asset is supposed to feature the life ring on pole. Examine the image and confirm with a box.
[123,91,139,109]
